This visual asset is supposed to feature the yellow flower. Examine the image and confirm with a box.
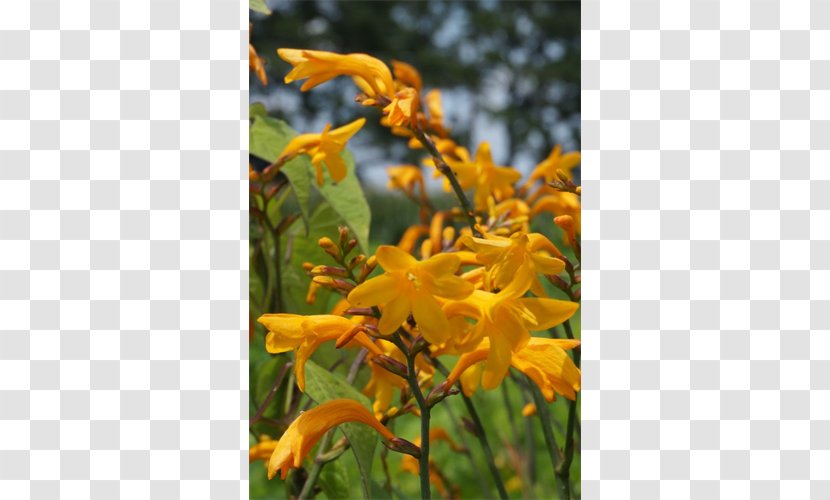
[424,89,449,137]
[391,59,423,91]
[444,142,521,211]
[531,191,582,235]
[347,246,474,344]
[442,290,578,387]
[521,403,537,417]
[383,87,420,127]
[524,145,581,189]
[249,43,268,86]
[250,435,279,463]
[257,313,381,391]
[277,49,395,98]
[464,231,565,297]
[445,337,581,401]
[278,118,365,186]
[268,399,396,479]
[386,165,424,198]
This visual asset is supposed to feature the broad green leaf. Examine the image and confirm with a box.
[249,0,272,15]
[315,148,371,254]
[303,360,379,500]
[318,453,351,499]
[249,114,311,227]
[279,203,343,315]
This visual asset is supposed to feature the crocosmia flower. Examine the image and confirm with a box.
[347,245,474,344]
[278,118,365,185]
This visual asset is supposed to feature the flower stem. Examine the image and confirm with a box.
[391,334,432,500]
[529,382,568,500]
[428,356,508,500]
[412,128,481,237]
[555,319,580,499]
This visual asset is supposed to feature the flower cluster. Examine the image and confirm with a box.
[250,48,582,499]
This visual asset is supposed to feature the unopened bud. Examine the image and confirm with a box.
[548,274,570,292]
[521,403,537,417]
[554,215,577,247]
[358,255,378,282]
[344,239,358,255]
[343,307,375,317]
[409,335,429,356]
[372,355,408,379]
[348,254,366,270]
[310,265,349,279]
[383,437,421,459]
[426,382,458,407]
[306,281,320,304]
[338,226,350,247]
[302,262,315,272]
[318,237,340,259]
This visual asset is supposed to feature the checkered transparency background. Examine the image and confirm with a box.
[0,1,248,498]
[581,0,830,498]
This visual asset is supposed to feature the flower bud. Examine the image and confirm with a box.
[343,307,375,317]
[302,262,315,272]
[318,237,341,259]
[383,437,421,459]
[310,265,349,279]
[522,403,537,417]
[344,238,358,255]
[409,335,429,356]
[461,417,479,437]
[305,280,320,304]
[426,382,458,407]
[338,226,350,247]
[358,255,378,282]
[348,254,366,270]
[372,355,408,379]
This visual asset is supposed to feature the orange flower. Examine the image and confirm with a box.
[445,337,581,401]
[277,49,395,98]
[249,43,268,86]
[250,435,279,463]
[387,165,425,198]
[383,87,420,127]
[257,314,381,391]
[463,231,565,297]
[442,291,578,387]
[524,145,581,189]
[278,118,365,185]
[391,59,423,91]
[347,246,474,344]
[268,399,396,479]
[443,142,521,211]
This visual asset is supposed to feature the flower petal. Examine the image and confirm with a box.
[347,273,401,308]
[375,245,418,272]
[518,298,579,331]
[377,293,411,335]
[411,291,450,344]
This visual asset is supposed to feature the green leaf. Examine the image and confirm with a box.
[315,148,371,254]
[249,114,312,228]
[279,203,342,315]
[318,453,351,499]
[303,360,379,500]
[249,0,272,15]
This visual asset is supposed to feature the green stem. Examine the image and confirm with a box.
[391,334,431,500]
[429,356,508,500]
[530,382,567,500]
[555,319,580,498]
[412,128,481,237]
